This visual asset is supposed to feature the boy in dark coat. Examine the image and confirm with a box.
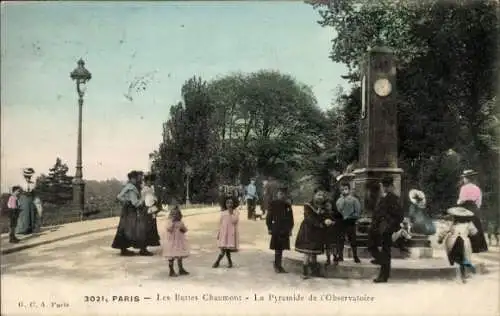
[367,176,404,283]
[266,185,294,273]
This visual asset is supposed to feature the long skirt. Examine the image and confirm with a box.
[111,204,141,249]
[470,215,488,253]
[16,196,36,235]
[136,211,161,247]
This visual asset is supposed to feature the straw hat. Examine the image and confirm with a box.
[409,189,426,208]
[461,169,478,177]
[447,206,474,217]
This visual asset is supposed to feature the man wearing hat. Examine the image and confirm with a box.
[367,176,404,283]
[266,184,294,273]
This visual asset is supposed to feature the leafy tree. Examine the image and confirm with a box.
[35,157,73,205]
[152,70,328,202]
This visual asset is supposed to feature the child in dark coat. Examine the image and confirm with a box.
[266,186,294,273]
[295,189,333,279]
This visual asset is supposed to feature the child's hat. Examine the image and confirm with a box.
[409,189,426,207]
[447,206,474,217]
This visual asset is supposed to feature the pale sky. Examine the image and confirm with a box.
[1,1,350,191]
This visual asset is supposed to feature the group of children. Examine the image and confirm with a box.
[159,181,483,283]
[160,182,366,279]
[159,195,241,276]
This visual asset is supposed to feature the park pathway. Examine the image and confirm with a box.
[1,207,499,316]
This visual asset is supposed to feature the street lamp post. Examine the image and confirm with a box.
[185,165,193,206]
[70,59,92,214]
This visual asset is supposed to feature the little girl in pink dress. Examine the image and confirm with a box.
[161,205,190,277]
[212,197,240,268]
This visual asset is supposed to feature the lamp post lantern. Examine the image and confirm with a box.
[185,165,193,206]
[70,58,91,213]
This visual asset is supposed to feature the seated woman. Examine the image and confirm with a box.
[407,189,436,235]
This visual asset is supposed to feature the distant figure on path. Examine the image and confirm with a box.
[213,196,240,268]
[266,185,294,273]
[161,202,190,277]
[456,169,488,253]
[367,176,404,283]
[111,171,145,256]
[245,178,258,220]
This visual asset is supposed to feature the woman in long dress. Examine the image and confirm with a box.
[15,190,37,235]
[111,171,145,256]
[407,189,436,235]
[136,173,161,252]
[456,170,488,253]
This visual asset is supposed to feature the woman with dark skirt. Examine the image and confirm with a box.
[111,171,150,256]
[456,170,488,253]
[294,189,332,279]
[137,173,161,253]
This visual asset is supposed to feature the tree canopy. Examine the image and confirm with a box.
[309,0,499,215]
[152,70,327,203]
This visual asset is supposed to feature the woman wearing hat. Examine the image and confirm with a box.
[407,189,436,235]
[438,206,479,283]
[456,170,488,253]
[111,171,144,256]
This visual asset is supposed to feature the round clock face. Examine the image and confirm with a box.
[373,78,392,97]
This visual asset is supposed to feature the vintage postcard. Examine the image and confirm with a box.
[1,1,499,315]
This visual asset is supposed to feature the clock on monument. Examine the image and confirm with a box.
[373,78,392,97]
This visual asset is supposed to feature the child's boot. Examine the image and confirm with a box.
[169,260,177,277]
[226,250,233,268]
[212,252,224,268]
[302,264,310,279]
[178,259,189,276]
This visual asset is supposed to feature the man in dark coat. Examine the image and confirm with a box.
[367,176,404,283]
[266,185,294,273]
